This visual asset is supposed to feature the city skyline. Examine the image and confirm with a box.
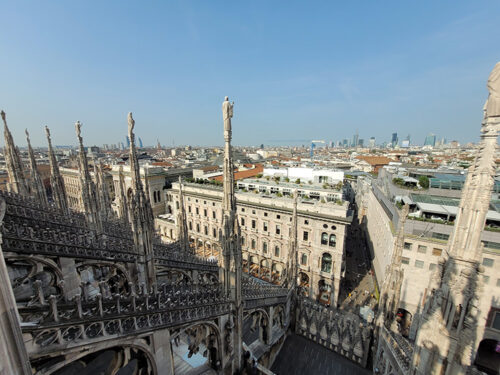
[1,1,500,147]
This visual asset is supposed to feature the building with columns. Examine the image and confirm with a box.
[156,181,352,307]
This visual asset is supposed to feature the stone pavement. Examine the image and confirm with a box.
[271,334,371,375]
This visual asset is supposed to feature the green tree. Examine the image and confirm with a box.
[419,176,430,189]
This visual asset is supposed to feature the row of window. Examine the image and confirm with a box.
[403,243,442,256]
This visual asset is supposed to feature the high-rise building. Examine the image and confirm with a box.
[138,137,143,148]
[368,137,376,148]
[352,132,359,148]
[391,133,398,148]
[125,136,130,147]
[342,139,348,147]
[358,139,364,147]
[424,133,436,147]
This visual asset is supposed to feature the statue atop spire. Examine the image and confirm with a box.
[25,129,48,206]
[220,96,243,369]
[75,121,101,232]
[2,111,29,196]
[45,125,69,213]
[126,112,156,289]
[413,62,500,375]
[176,176,190,253]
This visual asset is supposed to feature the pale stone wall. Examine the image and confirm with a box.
[160,183,351,306]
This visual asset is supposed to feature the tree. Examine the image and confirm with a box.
[419,176,430,189]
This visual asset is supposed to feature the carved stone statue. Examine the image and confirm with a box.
[222,96,234,132]
[75,121,82,139]
[128,112,135,138]
[486,62,500,117]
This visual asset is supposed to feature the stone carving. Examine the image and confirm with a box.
[222,96,234,133]
[486,62,500,117]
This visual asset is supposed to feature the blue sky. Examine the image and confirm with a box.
[1,1,499,147]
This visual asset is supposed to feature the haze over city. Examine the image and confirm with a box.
[1,1,500,147]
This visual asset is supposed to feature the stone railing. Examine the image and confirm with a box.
[154,243,219,271]
[295,297,373,368]
[242,277,289,308]
[380,325,414,374]
[20,283,230,356]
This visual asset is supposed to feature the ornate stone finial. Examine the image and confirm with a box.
[486,62,500,117]
[128,112,135,138]
[25,128,29,140]
[1,110,6,127]
[44,125,51,139]
[75,121,82,139]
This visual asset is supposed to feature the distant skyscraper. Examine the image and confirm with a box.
[358,139,364,147]
[391,133,398,148]
[424,133,436,147]
[138,137,143,148]
[368,137,376,148]
[342,139,348,147]
[352,131,359,148]
[125,136,130,147]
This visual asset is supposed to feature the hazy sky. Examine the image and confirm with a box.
[1,1,499,147]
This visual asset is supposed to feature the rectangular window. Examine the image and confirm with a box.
[277,214,281,219]
[404,242,412,250]
[429,263,437,271]
[304,219,309,225]
[483,258,494,267]
[432,248,442,256]
[276,225,281,235]
[252,220,256,229]
[241,218,245,226]
[189,222,192,230]
[263,242,268,254]
[212,211,216,219]
[195,207,199,215]
[493,312,500,330]
[251,239,256,249]
[432,232,450,241]
[417,245,427,254]
[196,224,200,233]
[301,254,308,266]
[274,246,280,257]
[263,222,268,232]
[303,231,309,241]
[415,260,424,268]
[204,226,208,235]
[252,210,256,214]
[264,212,268,217]
[188,206,192,213]
[401,257,410,265]
[213,228,217,238]
[241,208,245,212]
[204,209,207,217]
[484,275,490,284]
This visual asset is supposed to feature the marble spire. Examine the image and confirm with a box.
[221,96,243,370]
[176,176,189,252]
[25,129,48,206]
[75,121,101,232]
[117,165,128,223]
[45,126,69,213]
[286,190,299,288]
[413,62,500,375]
[94,159,113,222]
[127,112,156,288]
[1,111,29,196]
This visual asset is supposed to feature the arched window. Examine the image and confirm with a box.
[176,201,179,209]
[321,232,328,245]
[329,234,336,247]
[301,254,308,266]
[274,245,280,257]
[321,253,332,273]
[189,221,192,230]
[263,241,268,254]
[251,239,256,250]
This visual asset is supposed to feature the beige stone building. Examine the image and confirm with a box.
[60,167,115,212]
[156,181,352,307]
